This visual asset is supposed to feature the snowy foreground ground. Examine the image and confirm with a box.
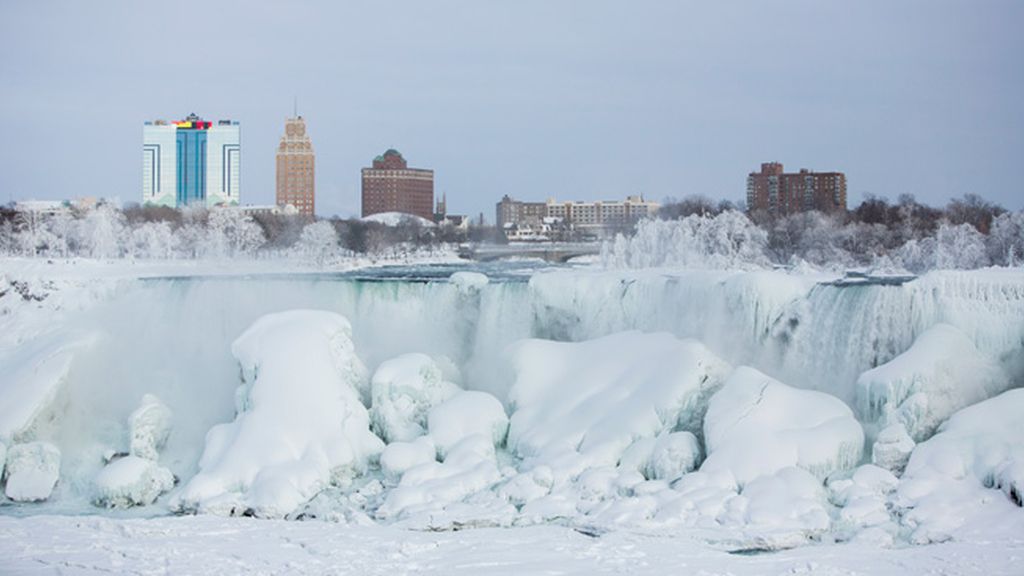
[2,514,1022,575]
[2,257,1023,574]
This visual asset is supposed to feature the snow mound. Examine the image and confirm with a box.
[369,353,461,444]
[93,456,174,508]
[506,331,732,469]
[129,394,172,461]
[376,434,509,524]
[449,271,489,293]
[4,441,61,502]
[379,436,436,482]
[427,391,508,458]
[172,310,384,518]
[702,366,864,486]
[362,212,435,227]
[856,323,1009,442]
[828,465,900,541]
[0,442,6,480]
[895,388,1024,543]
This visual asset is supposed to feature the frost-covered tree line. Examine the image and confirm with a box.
[604,193,1024,272]
[0,203,464,264]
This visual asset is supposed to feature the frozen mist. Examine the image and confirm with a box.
[1,260,1023,573]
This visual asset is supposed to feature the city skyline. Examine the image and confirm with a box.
[2,1,1023,220]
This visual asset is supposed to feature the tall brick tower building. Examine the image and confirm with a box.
[746,162,846,216]
[275,116,315,216]
[361,149,434,220]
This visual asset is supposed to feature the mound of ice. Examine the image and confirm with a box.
[427,391,508,458]
[702,367,864,486]
[449,271,489,293]
[856,323,1009,442]
[379,436,437,482]
[506,331,732,470]
[0,442,6,480]
[4,441,61,502]
[895,388,1024,543]
[828,464,899,541]
[172,310,384,518]
[129,394,172,461]
[369,354,461,444]
[93,456,174,508]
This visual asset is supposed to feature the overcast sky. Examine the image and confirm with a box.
[1,0,1021,219]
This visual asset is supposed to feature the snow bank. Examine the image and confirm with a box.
[4,441,61,502]
[93,456,174,508]
[427,391,508,458]
[506,331,732,471]
[895,388,1024,543]
[871,424,915,474]
[702,367,864,486]
[361,212,435,227]
[646,431,701,481]
[369,353,460,444]
[172,310,384,517]
[129,394,172,461]
[856,323,1009,442]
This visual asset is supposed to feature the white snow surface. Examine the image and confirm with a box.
[171,310,384,517]
[4,442,61,502]
[856,323,1010,442]
[3,514,1023,576]
[702,367,864,486]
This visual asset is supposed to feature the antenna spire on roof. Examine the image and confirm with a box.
[293,96,298,118]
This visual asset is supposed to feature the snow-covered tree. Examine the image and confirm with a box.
[296,221,340,266]
[206,208,265,258]
[130,221,178,259]
[80,204,126,259]
[988,211,1024,267]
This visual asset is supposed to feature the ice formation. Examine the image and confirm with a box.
[4,441,61,502]
[871,423,915,474]
[448,271,489,293]
[128,394,172,461]
[379,436,436,482]
[171,310,384,517]
[856,323,1009,442]
[702,367,864,486]
[369,353,460,444]
[93,455,174,508]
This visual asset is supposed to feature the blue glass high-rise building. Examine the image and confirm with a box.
[143,113,240,208]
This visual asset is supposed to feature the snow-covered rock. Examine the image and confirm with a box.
[369,353,461,444]
[856,324,1009,442]
[506,331,731,470]
[427,391,508,458]
[4,441,61,502]
[129,394,172,461]
[93,456,174,508]
[829,465,899,539]
[895,388,1024,543]
[702,367,864,486]
[379,436,436,482]
[171,310,384,518]
[872,424,915,474]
